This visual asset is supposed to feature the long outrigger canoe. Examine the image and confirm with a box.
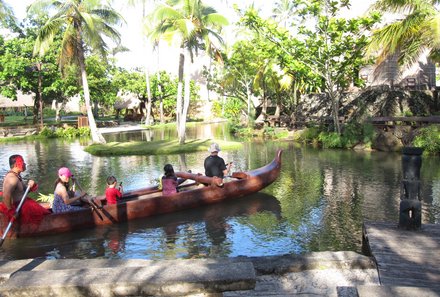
[0,149,282,238]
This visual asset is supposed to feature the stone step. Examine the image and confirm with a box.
[357,285,440,297]
[0,259,256,297]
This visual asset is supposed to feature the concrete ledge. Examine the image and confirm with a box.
[245,251,376,275]
[0,259,35,284]
[0,260,255,297]
[357,285,440,297]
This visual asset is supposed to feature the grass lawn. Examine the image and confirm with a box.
[85,139,243,156]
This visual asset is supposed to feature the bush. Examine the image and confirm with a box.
[297,123,376,149]
[38,126,56,138]
[298,127,320,144]
[413,125,440,154]
[38,126,91,139]
[318,131,344,148]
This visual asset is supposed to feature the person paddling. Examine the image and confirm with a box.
[52,167,87,213]
[0,155,50,224]
[204,143,232,178]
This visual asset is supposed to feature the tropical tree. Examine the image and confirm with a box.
[149,0,228,144]
[28,0,124,143]
[369,0,440,66]
[241,1,379,134]
[127,0,156,125]
[0,18,65,125]
[271,0,297,28]
[0,0,16,28]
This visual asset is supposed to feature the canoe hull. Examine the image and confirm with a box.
[0,150,282,238]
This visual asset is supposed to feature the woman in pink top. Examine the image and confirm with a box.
[105,176,123,205]
[161,164,179,196]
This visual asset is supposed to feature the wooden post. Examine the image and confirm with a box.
[399,147,423,230]
[78,116,89,128]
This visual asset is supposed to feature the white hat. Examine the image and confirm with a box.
[209,143,221,153]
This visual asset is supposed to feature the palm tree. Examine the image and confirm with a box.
[127,0,155,126]
[28,0,123,143]
[0,0,17,28]
[271,0,296,28]
[369,0,440,66]
[149,0,228,144]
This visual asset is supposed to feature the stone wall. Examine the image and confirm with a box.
[295,86,440,125]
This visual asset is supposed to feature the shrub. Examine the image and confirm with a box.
[318,131,344,148]
[413,125,440,154]
[38,126,56,138]
[298,127,320,144]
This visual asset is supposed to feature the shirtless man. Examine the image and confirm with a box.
[1,155,48,222]
[2,155,36,211]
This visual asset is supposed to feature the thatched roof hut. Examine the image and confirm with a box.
[114,91,141,110]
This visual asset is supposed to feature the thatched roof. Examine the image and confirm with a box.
[0,91,34,108]
[114,91,141,109]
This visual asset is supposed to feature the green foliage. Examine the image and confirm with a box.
[297,123,376,149]
[221,97,245,123]
[36,193,54,205]
[298,127,320,144]
[239,1,380,132]
[413,125,440,154]
[318,131,344,148]
[39,126,91,139]
[85,55,118,110]
[38,126,57,138]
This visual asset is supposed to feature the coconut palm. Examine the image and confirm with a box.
[28,0,123,143]
[126,0,155,126]
[271,0,297,28]
[369,0,440,66]
[0,0,16,28]
[149,0,228,144]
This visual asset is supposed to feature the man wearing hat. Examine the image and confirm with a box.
[204,143,232,178]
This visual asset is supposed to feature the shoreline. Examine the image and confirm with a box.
[0,251,380,296]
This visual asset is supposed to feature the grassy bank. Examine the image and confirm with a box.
[85,139,243,156]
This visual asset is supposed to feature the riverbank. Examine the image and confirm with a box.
[0,251,380,297]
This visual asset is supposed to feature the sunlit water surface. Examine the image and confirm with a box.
[0,124,439,260]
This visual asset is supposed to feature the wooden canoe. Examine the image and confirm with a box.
[0,149,282,238]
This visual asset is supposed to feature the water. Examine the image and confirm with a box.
[0,126,439,260]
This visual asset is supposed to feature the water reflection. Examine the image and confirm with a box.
[0,192,281,260]
[103,122,234,143]
[0,127,439,260]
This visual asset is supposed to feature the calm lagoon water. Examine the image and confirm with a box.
[0,124,439,260]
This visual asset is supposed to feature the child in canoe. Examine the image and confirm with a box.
[105,176,123,205]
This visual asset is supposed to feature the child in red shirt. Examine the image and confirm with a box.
[105,176,123,205]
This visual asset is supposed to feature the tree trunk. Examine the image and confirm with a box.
[176,48,185,144]
[77,35,106,143]
[179,58,191,144]
[145,67,152,125]
[33,92,39,125]
[246,82,251,127]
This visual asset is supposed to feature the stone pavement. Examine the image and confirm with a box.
[0,251,385,297]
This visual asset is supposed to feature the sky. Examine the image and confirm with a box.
[4,0,375,71]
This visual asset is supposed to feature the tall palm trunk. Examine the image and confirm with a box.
[180,53,191,144]
[176,47,185,144]
[77,30,106,144]
[145,67,152,125]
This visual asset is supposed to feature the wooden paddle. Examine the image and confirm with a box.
[175,172,224,186]
[0,185,31,247]
[72,177,104,221]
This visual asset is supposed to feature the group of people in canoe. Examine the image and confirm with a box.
[0,143,232,225]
